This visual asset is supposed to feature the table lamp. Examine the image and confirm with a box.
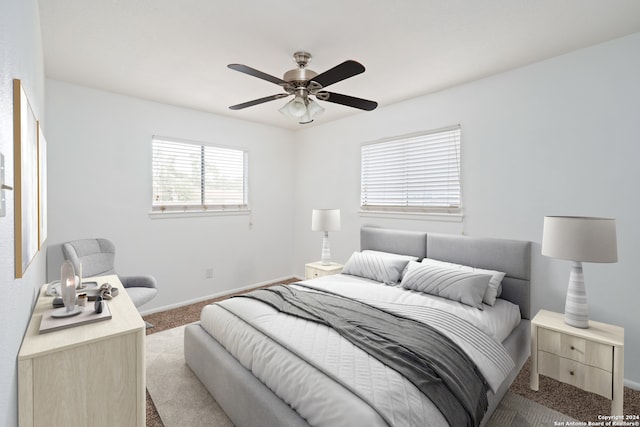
[541,216,617,328]
[311,209,340,265]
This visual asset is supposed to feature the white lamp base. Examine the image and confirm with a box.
[564,261,589,329]
[320,232,331,265]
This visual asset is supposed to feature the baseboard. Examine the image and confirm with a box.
[139,275,301,316]
[625,378,640,391]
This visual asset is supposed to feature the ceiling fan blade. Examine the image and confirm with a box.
[318,91,378,111]
[228,64,287,85]
[229,93,290,110]
[312,60,365,88]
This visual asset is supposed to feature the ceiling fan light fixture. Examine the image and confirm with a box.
[299,110,313,124]
[307,98,324,117]
[284,97,325,124]
[279,96,307,119]
[298,98,325,124]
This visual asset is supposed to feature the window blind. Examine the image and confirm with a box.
[152,137,248,212]
[361,126,461,213]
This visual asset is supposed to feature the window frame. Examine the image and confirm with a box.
[359,126,462,219]
[150,136,249,217]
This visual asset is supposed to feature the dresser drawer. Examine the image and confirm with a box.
[538,351,612,399]
[538,328,612,371]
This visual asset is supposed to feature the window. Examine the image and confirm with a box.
[152,136,248,213]
[360,126,461,214]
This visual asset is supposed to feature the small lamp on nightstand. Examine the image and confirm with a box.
[311,208,340,265]
[541,216,618,329]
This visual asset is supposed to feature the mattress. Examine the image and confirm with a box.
[200,274,522,427]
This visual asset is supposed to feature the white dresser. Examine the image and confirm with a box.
[18,275,146,427]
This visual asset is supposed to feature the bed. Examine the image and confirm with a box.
[184,227,531,427]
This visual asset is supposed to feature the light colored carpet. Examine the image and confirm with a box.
[484,392,576,427]
[146,324,234,427]
[146,325,577,427]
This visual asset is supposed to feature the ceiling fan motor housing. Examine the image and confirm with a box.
[283,51,318,88]
[283,67,318,85]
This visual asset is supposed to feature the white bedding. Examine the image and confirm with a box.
[200,275,521,427]
[298,274,521,342]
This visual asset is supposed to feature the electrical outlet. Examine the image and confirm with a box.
[205,268,214,279]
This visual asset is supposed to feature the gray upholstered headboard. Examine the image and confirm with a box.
[360,226,532,319]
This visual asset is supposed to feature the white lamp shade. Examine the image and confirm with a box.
[311,209,340,232]
[542,216,617,263]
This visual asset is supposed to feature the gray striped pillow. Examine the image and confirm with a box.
[342,252,410,285]
[420,258,505,306]
[401,261,491,309]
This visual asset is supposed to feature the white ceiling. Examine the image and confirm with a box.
[38,0,640,130]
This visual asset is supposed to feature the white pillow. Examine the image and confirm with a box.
[362,250,419,280]
[401,261,491,309]
[421,258,506,306]
[342,251,410,285]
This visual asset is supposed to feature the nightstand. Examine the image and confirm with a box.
[530,309,624,416]
[305,262,343,280]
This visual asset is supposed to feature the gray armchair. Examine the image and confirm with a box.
[62,238,157,309]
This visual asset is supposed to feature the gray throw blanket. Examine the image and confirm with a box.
[237,285,488,427]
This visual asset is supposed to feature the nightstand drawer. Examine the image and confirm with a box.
[305,262,343,280]
[538,351,612,399]
[538,328,612,371]
[305,266,323,279]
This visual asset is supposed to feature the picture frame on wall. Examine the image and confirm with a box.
[38,122,48,248]
[13,79,40,278]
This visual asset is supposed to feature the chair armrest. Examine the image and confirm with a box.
[120,275,157,289]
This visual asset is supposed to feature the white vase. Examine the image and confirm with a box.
[60,260,77,312]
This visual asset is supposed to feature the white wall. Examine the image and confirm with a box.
[293,33,640,385]
[45,81,296,311]
[0,0,46,425]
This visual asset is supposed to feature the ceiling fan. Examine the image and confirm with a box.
[228,51,378,124]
